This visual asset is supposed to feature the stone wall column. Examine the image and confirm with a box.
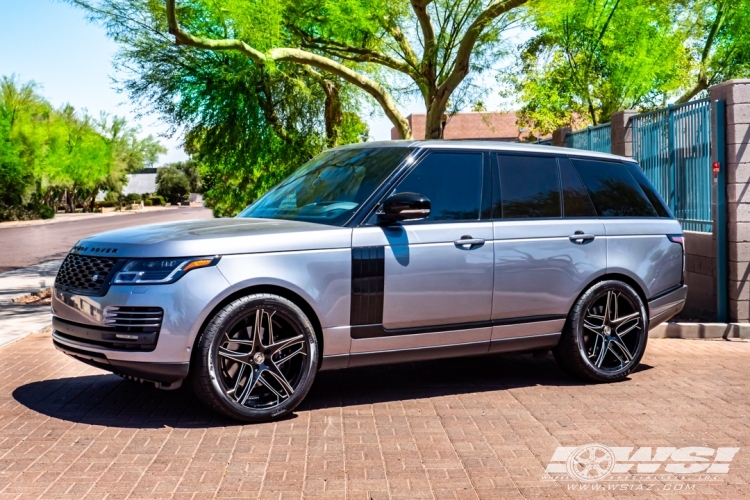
[610,110,638,157]
[552,127,571,147]
[710,79,750,322]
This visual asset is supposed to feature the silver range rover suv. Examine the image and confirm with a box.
[52,142,687,422]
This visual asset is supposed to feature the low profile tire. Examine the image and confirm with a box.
[190,294,318,422]
[553,280,648,383]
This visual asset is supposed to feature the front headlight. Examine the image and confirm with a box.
[112,256,220,285]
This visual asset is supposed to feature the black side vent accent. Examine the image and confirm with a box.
[351,246,385,326]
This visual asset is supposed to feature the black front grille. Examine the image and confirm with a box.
[55,254,120,295]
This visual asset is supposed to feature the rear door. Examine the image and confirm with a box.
[570,158,683,297]
[491,154,607,346]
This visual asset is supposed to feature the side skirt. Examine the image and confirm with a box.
[319,333,561,371]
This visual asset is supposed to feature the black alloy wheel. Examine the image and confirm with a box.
[554,280,648,382]
[190,294,318,422]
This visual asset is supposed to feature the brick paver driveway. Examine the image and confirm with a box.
[0,332,748,499]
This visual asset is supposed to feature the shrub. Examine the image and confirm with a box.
[156,166,191,204]
[124,193,142,203]
[149,196,165,206]
[37,205,55,219]
[104,191,121,203]
[0,204,55,221]
[144,198,153,206]
[95,201,118,208]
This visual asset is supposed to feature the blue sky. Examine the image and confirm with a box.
[1,0,511,160]
[0,0,189,163]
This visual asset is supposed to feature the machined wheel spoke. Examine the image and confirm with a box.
[266,361,295,396]
[276,346,306,366]
[267,334,305,356]
[228,363,246,397]
[218,347,251,364]
[616,319,640,337]
[583,320,604,335]
[240,365,264,405]
[611,311,640,326]
[588,335,602,360]
[610,338,634,362]
[595,339,610,367]
[603,291,613,322]
[258,375,285,402]
[224,332,254,346]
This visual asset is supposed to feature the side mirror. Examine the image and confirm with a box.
[377,192,431,224]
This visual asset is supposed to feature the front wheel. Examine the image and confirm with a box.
[190,294,318,422]
[553,280,648,382]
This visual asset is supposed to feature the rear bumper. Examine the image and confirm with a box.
[648,285,687,330]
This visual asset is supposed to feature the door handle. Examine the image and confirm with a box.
[454,236,485,249]
[569,232,595,244]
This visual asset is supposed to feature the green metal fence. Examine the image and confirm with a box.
[631,99,713,232]
[566,123,612,153]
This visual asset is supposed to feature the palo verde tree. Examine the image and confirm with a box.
[675,0,750,103]
[163,0,527,140]
[502,0,688,134]
[504,0,750,134]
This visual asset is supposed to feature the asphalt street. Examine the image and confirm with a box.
[0,207,214,272]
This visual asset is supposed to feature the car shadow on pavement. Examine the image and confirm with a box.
[13,353,644,428]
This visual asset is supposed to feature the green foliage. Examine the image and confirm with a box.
[95,200,119,208]
[502,0,689,134]
[675,0,750,102]
[157,165,191,203]
[149,195,166,206]
[103,190,121,203]
[124,193,143,203]
[164,160,202,193]
[504,0,750,134]
[144,198,153,206]
[0,75,165,220]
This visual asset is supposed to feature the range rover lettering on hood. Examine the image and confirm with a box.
[71,245,119,254]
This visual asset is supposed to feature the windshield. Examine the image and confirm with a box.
[238,147,413,226]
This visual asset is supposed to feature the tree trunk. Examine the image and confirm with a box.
[322,80,343,147]
[425,94,449,139]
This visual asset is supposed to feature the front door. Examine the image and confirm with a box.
[350,151,494,354]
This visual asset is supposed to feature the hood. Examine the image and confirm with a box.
[71,218,352,258]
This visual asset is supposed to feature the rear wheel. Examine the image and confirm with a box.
[190,294,318,422]
[553,280,648,382]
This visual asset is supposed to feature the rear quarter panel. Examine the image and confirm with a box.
[604,219,684,298]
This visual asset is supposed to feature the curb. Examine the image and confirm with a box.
[649,322,750,340]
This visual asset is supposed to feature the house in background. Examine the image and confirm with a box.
[122,167,158,195]
[390,112,533,141]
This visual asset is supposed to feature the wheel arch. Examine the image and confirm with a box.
[573,272,651,320]
[191,284,325,366]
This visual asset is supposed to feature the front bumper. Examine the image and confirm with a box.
[51,266,231,381]
[648,285,687,329]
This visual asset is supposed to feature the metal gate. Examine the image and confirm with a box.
[567,123,612,153]
[631,99,713,232]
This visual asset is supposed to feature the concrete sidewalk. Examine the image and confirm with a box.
[0,205,182,229]
[0,260,60,348]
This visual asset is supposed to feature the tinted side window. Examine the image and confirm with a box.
[392,152,483,222]
[496,155,561,218]
[559,158,597,217]
[623,161,672,218]
[571,159,658,217]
